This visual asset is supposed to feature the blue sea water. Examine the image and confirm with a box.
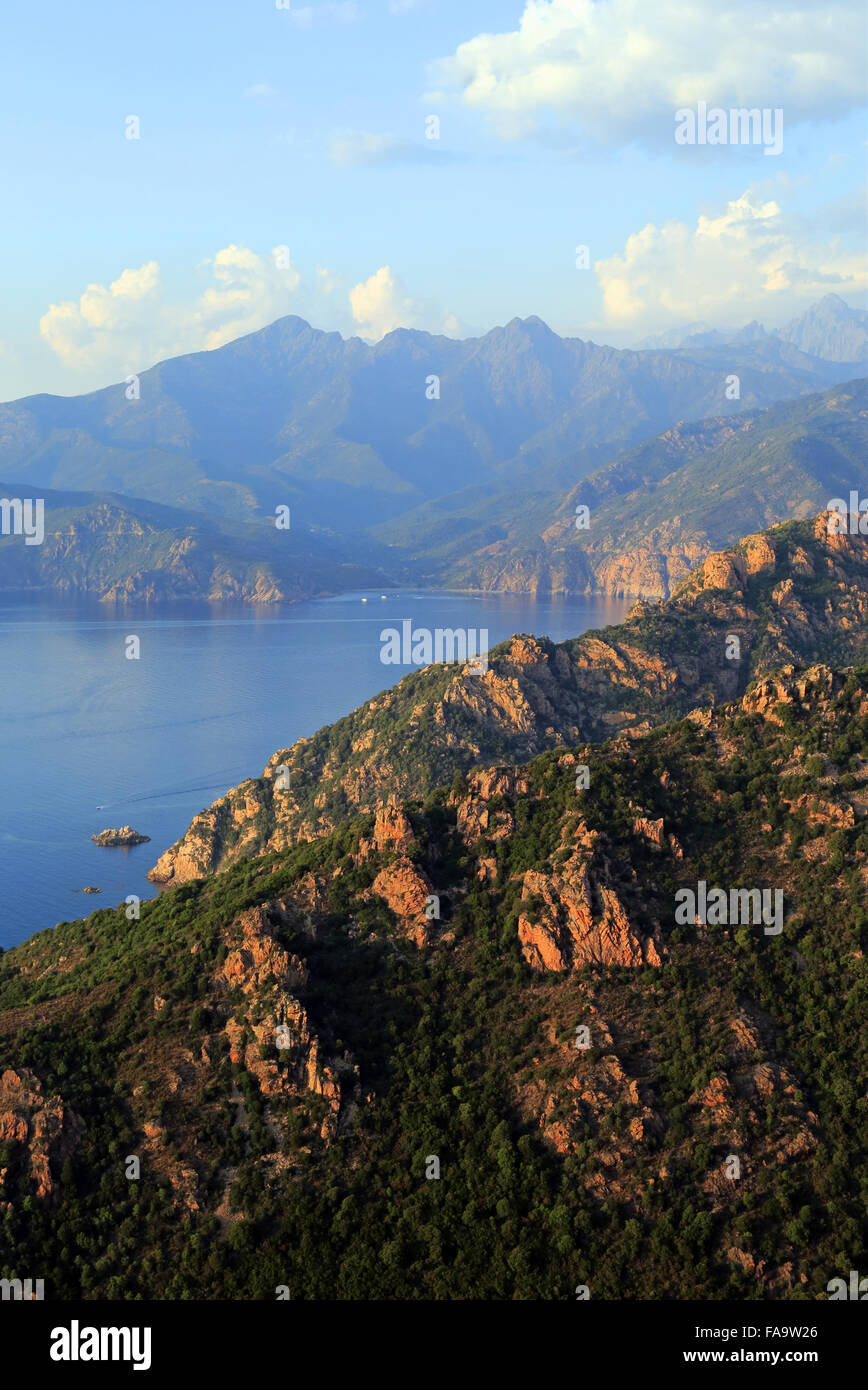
[0,589,629,949]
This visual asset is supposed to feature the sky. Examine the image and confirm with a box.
[1,0,866,399]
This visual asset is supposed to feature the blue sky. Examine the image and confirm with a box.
[1,0,865,398]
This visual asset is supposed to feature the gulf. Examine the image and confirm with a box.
[0,588,629,948]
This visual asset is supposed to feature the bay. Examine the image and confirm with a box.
[0,588,629,949]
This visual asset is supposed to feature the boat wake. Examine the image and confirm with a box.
[95,766,249,811]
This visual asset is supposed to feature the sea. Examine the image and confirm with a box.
[0,589,629,949]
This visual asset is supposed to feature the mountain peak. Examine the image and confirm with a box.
[777,294,867,362]
[499,314,556,336]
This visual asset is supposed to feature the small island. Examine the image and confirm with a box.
[91,825,151,847]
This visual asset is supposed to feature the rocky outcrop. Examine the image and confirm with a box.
[699,550,747,593]
[455,767,530,848]
[356,808,438,946]
[517,822,665,972]
[369,861,437,947]
[92,825,150,846]
[0,1068,84,1206]
[210,902,353,1141]
[742,663,865,723]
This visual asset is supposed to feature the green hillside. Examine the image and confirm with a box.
[0,663,865,1299]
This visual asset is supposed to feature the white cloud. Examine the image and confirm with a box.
[38,250,461,378]
[315,265,345,296]
[107,263,161,302]
[430,0,867,144]
[284,2,360,29]
[40,245,302,374]
[244,82,279,103]
[328,131,418,167]
[349,265,421,339]
[348,265,462,340]
[594,188,868,332]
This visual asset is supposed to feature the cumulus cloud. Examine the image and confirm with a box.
[594,188,868,332]
[348,265,462,341]
[430,0,867,144]
[349,266,421,339]
[40,245,302,374]
[39,249,461,378]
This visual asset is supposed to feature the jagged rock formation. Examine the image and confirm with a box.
[516,839,665,973]
[210,902,354,1146]
[0,1068,84,1208]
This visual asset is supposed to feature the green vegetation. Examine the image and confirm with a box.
[0,664,865,1299]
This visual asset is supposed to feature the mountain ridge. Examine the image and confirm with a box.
[387,377,868,600]
[147,509,868,887]
[1,299,861,532]
[637,294,867,364]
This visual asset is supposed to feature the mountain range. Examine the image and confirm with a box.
[0,295,865,606]
[637,294,868,362]
[0,297,864,541]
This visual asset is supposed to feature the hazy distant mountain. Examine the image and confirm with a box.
[637,319,769,350]
[0,303,859,533]
[637,294,867,366]
[636,321,714,349]
[0,485,391,602]
[776,294,868,363]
